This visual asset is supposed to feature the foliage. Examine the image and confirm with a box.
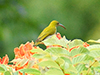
[0,0,100,60]
[0,33,100,75]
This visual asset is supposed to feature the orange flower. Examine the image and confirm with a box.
[14,42,34,59]
[18,71,28,75]
[0,54,9,64]
[12,42,39,70]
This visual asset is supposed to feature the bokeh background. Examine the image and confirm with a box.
[0,0,100,60]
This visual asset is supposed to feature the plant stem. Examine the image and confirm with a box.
[86,60,97,75]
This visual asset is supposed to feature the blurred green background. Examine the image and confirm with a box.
[0,0,100,60]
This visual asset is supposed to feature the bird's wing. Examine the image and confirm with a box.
[35,27,56,42]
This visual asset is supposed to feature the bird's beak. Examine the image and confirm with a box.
[58,23,66,30]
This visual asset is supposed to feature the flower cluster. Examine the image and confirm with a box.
[0,33,91,75]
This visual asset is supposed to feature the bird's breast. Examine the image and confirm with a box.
[45,34,55,39]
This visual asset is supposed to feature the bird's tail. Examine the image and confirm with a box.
[33,44,36,47]
[33,41,44,47]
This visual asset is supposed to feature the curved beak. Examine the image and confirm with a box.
[58,23,66,30]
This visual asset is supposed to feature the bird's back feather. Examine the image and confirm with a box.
[35,26,56,43]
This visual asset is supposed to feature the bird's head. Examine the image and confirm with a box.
[49,20,66,30]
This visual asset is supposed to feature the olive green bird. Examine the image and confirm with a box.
[34,20,66,46]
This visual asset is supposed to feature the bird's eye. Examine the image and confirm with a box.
[57,22,59,25]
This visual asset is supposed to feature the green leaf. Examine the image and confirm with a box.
[72,54,94,64]
[87,44,100,51]
[89,50,100,58]
[87,39,100,44]
[83,55,94,61]
[43,35,69,48]
[93,66,100,72]
[86,45,100,58]
[4,71,11,75]
[44,68,64,75]
[19,68,41,75]
[64,64,78,74]
[80,70,89,75]
[55,57,70,71]
[31,47,44,53]
[27,60,35,68]
[32,54,45,58]
[76,64,88,72]
[31,48,49,57]
[69,46,89,57]
[13,71,19,75]
[11,58,29,67]
[55,57,68,70]
[15,59,29,67]
[0,67,5,73]
[45,47,69,56]
[92,61,99,67]
[55,57,65,65]
[72,55,85,64]
[0,64,7,72]
[61,57,72,64]
[38,60,60,69]
[68,39,84,48]
[61,62,69,71]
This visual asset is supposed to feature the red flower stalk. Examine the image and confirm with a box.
[56,32,62,40]
[69,42,90,52]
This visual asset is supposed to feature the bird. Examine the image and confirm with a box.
[33,20,66,46]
